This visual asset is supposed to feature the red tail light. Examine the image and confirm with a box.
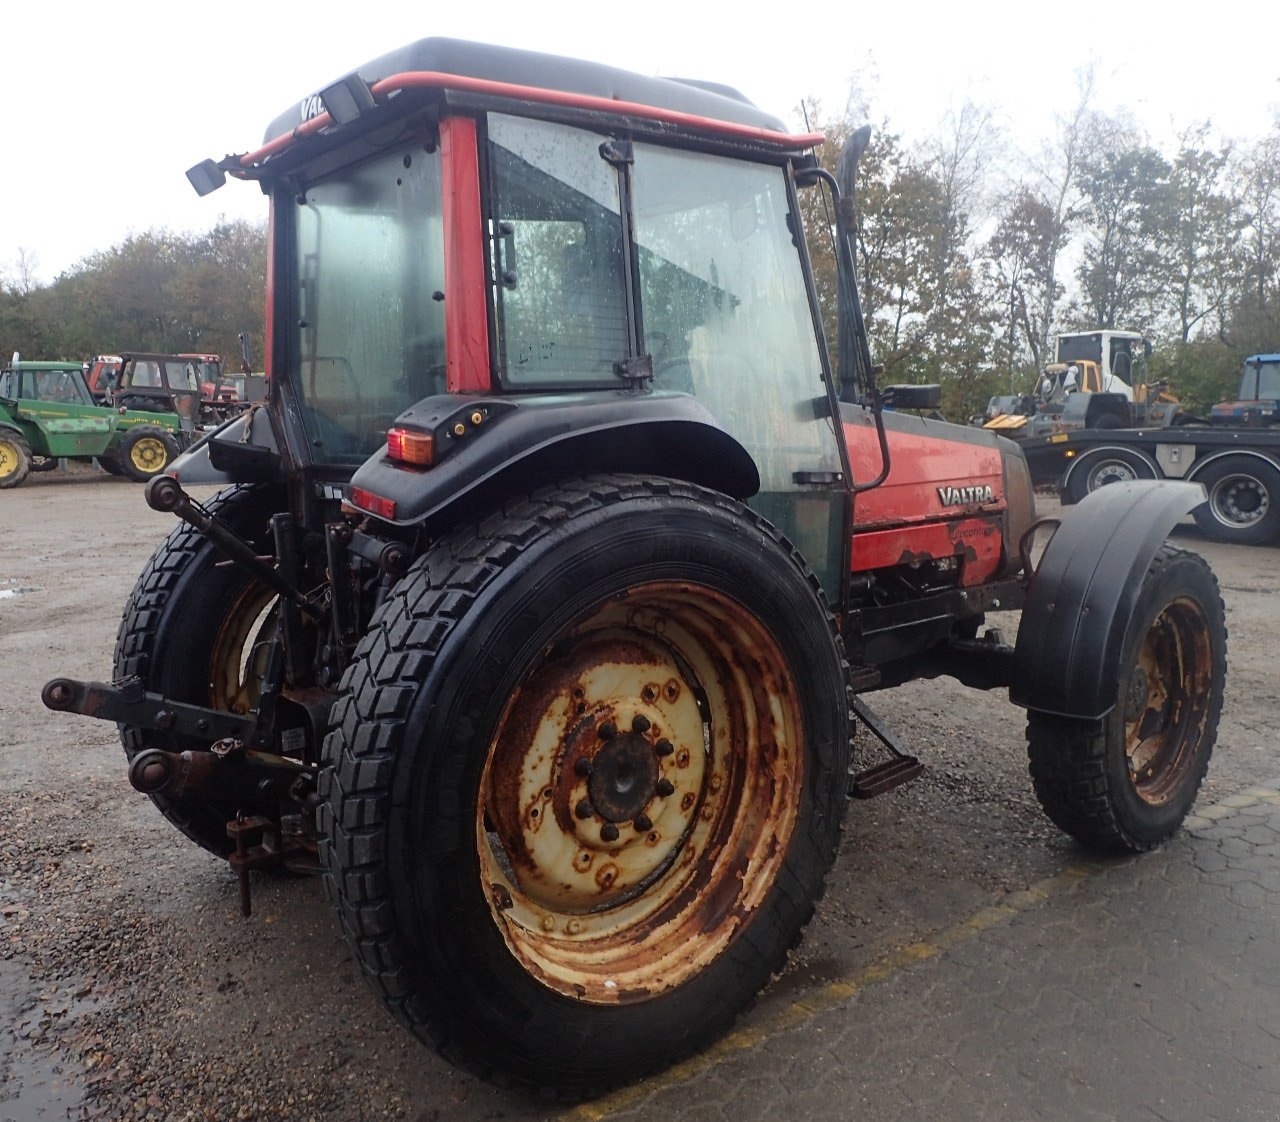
[350,487,397,520]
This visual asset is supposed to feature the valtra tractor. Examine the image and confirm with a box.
[43,40,1227,1098]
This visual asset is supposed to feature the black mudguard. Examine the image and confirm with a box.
[348,390,760,526]
[1009,480,1205,720]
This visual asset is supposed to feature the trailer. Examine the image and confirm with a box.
[1022,424,1280,545]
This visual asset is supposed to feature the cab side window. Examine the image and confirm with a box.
[488,115,630,386]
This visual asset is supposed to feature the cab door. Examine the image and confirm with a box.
[631,145,846,601]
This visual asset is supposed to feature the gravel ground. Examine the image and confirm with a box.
[1,468,1276,1121]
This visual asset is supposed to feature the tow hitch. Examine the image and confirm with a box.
[43,677,255,742]
[43,680,322,916]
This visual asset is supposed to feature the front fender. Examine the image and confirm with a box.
[1010,480,1205,719]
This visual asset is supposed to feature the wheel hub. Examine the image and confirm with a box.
[1125,667,1150,719]
[585,723,660,823]
[1219,478,1265,523]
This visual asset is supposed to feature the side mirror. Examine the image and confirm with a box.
[186,159,227,197]
[881,383,942,410]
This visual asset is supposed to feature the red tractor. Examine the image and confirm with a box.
[45,39,1226,1098]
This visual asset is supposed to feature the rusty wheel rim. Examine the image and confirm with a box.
[129,436,169,473]
[1123,596,1213,804]
[478,581,804,1003]
[207,582,278,716]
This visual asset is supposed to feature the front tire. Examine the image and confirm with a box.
[1027,544,1226,853]
[0,430,32,489]
[116,425,180,482]
[320,476,852,1097]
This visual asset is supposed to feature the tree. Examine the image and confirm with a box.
[1148,124,1236,344]
[1073,116,1169,331]
[987,187,1059,384]
[1226,120,1280,352]
[7,222,267,363]
[1023,68,1095,367]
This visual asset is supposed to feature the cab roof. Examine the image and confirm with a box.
[4,361,85,371]
[260,37,797,153]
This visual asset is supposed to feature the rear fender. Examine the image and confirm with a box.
[348,392,760,526]
[1010,480,1205,719]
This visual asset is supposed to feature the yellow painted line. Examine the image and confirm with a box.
[562,781,1280,1121]
[564,864,1096,1122]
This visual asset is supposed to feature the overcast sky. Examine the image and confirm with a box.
[6,0,1278,285]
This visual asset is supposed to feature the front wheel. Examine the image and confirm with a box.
[1027,544,1226,853]
[116,425,180,482]
[1191,456,1280,545]
[0,430,32,489]
[319,476,852,1097]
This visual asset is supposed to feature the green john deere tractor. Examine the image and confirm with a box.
[0,360,196,489]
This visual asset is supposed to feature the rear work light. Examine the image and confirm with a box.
[350,486,397,521]
[386,427,435,467]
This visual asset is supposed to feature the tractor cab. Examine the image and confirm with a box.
[1053,330,1149,397]
[1,361,96,406]
[175,38,1032,606]
[1211,353,1280,426]
[107,353,203,429]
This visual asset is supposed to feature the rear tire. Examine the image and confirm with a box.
[319,475,852,1098]
[115,485,285,856]
[1027,544,1225,853]
[0,431,32,488]
[1191,456,1280,545]
[116,425,180,482]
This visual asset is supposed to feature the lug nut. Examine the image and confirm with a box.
[574,757,593,777]
[656,779,675,798]
[654,738,674,757]
[598,721,616,740]
[631,714,651,733]
[634,814,652,832]
[575,799,595,820]
[600,824,620,843]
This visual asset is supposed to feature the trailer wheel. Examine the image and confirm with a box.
[0,431,32,489]
[116,426,180,482]
[1064,448,1152,504]
[115,484,286,856]
[1027,544,1225,853]
[320,475,851,1098]
[1191,456,1280,545]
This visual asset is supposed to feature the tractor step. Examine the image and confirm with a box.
[847,695,924,798]
[848,754,924,799]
